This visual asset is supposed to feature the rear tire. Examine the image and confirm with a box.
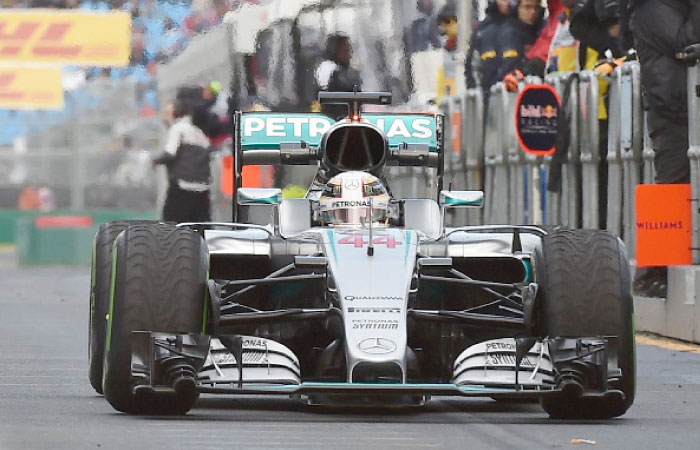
[89,220,156,394]
[536,228,635,419]
[102,223,208,414]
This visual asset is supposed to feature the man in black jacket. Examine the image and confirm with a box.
[153,101,213,223]
[495,0,544,82]
[315,34,362,120]
[630,0,700,184]
[570,0,624,58]
[625,0,700,296]
[465,0,512,98]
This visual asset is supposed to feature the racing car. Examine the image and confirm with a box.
[88,91,635,418]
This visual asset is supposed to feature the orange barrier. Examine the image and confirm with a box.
[35,215,93,228]
[220,155,274,197]
[635,184,692,266]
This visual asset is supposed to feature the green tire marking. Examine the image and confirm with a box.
[105,246,118,353]
[202,269,210,334]
[89,233,97,357]
[90,232,97,288]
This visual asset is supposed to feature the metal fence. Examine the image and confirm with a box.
[0,77,163,211]
[437,61,700,261]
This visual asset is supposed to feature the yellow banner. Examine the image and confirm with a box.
[0,66,63,109]
[0,10,130,66]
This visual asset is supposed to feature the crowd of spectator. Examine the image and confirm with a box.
[0,0,254,116]
[422,0,698,298]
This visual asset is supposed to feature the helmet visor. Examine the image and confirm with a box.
[322,207,387,226]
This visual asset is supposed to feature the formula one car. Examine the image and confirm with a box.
[88,92,635,418]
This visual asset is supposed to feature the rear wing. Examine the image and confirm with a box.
[231,108,444,220]
[235,111,442,158]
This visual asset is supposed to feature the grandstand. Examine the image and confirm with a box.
[0,0,236,145]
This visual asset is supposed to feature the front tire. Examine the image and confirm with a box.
[89,220,156,394]
[102,223,208,414]
[536,228,635,419]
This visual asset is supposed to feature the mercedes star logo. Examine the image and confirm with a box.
[357,337,397,355]
[344,179,360,190]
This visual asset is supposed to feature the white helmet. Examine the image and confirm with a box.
[319,171,390,226]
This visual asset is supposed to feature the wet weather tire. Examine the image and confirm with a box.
[102,223,208,414]
[536,229,635,419]
[88,220,156,394]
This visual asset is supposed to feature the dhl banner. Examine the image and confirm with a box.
[0,10,130,67]
[0,66,63,109]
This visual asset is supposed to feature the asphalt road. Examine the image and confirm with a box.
[1,248,700,450]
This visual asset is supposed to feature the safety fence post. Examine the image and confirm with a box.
[464,88,484,225]
[439,98,453,192]
[504,84,524,224]
[578,71,600,229]
[440,95,467,225]
[542,73,580,227]
[619,61,643,255]
[521,76,544,225]
[641,113,656,184]
[606,67,623,236]
[543,74,562,225]
[687,64,700,264]
[483,83,510,224]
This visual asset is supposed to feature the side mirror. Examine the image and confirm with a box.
[439,190,484,208]
[237,188,282,205]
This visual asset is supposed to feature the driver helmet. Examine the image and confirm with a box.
[319,171,390,226]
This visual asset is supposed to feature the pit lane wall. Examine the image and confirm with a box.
[441,62,700,343]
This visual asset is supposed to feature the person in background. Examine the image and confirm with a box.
[465,0,512,99]
[191,81,230,146]
[18,185,41,210]
[511,0,565,78]
[625,0,700,297]
[403,0,441,95]
[314,34,362,119]
[436,1,460,101]
[37,184,55,212]
[405,0,441,54]
[152,101,213,223]
[495,0,544,83]
[570,0,624,61]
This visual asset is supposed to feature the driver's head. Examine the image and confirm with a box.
[319,171,390,227]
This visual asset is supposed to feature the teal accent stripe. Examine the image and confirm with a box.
[201,382,554,395]
[326,229,338,264]
[239,195,280,204]
[522,259,532,283]
[443,197,483,206]
[404,230,412,264]
[202,269,209,334]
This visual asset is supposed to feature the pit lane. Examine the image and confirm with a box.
[1,248,699,450]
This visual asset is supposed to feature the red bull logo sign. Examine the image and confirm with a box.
[515,84,561,156]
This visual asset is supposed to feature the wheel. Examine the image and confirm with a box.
[536,228,635,419]
[88,220,156,394]
[102,223,208,414]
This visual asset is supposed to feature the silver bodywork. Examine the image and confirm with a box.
[194,214,550,392]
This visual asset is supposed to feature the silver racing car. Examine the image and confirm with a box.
[88,92,634,418]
